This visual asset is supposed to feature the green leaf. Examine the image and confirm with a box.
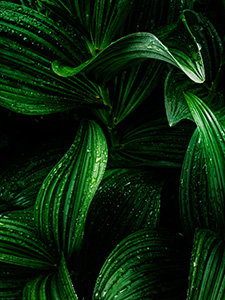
[184,93,225,234]
[81,168,164,290]
[0,2,102,114]
[73,0,135,50]
[34,119,108,260]
[165,68,225,127]
[93,60,166,126]
[0,142,68,212]
[0,217,57,269]
[109,117,194,168]
[0,263,37,300]
[187,229,225,299]
[93,228,188,300]
[23,255,78,300]
[179,129,214,239]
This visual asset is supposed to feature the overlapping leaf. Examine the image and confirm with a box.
[23,255,78,300]
[54,20,205,84]
[0,142,69,212]
[109,117,194,168]
[80,168,164,293]
[0,2,102,114]
[187,229,225,299]
[93,228,188,300]
[0,217,57,269]
[165,68,225,127]
[34,119,108,260]
[183,93,225,235]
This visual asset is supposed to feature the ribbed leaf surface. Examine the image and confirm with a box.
[0,144,68,212]
[187,229,225,299]
[184,93,225,235]
[23,255,78,299]
[93,228,187,300]
[0,2,102,114]
[0,217,57,269]
[109,117,194,168]
[165,68,225,127]
[34,119,108,260]
[179,129,214,239]
[81,168,163,291]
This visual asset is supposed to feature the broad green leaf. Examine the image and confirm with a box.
[179,129,214,239]
[80,168,164,292]
[0,2,102,114]
[184,93,225,234]
[93,228,188,300]
[93,60,166,126]
[187,229,225,299]
[73,0,135,51]
[0,142,68,212]
[109,117,194,168]
[54,13,205,84]
[165,68,225,127]
[23,255,78,299]
[0,217,57,269]
[35,119,108,260]
[0,263,37,300]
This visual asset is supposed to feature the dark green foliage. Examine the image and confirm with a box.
[0,0,225,299]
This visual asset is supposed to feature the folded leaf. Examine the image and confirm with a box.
[184,93,225,235]
[93,228,188,300]
[54,11,205,84]
[35,119,108,260]
[187,229,225,299]
[0,217,57,269]
[165,68,225,127]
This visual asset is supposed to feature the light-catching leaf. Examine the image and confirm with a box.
[23,255,78,300]
[0,2,102,114]
[0,217,57,269]
[80,168,164,293]
[93,228,188,300]
[165,68,225,127]
[187,229,225,299]
[184,93,225,234]
[34,119,108,260]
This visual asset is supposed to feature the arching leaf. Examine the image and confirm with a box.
[23,255,78,300]
[187,229,225,300]
[93,228,188,300]
[54,13,205,84]
[164,68,225,127]
[34,119,108,261]
[0,2,102,114]
[0,217,57,269]
[184,93,225,235]
[80,168,164,294]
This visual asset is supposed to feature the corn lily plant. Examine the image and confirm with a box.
[0,0,225,299]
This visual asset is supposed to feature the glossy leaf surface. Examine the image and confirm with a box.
[35,119,108,260]
[0,2,102,114]
[93,228,187,300]
[23,255,78,299]
[81,168,164,293]
[187,229,225,299]
[184,93,225,234]
[0,217,57,269]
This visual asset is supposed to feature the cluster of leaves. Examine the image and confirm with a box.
[0,0,225,299]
